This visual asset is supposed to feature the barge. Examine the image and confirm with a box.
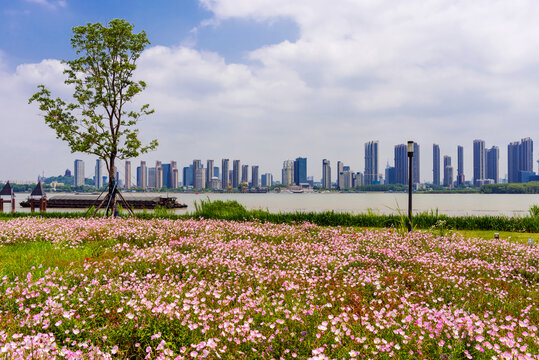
[20,194,187,209]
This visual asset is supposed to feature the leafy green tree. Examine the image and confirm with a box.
[29,19,157,215]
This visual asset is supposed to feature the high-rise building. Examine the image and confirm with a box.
[148,167,156,188]
[457,145,465,186]
[155,161,163,188]
[486,146,499,184]
[508,138,534,183]
[443,156,453,187]
[385,164,395,185]
[170,161,178,188]
[162,163,171,188]
[322,159,331,189]
[251,166,259,188]
[394,143,419,184]
[520,137,533,173]
[241,164,249,184]
[261,173,273,187]
[232,160,240,188]
[294,157,307,185]
[140,161,147,189]
[125,161,131,189]
[74,159,85,187]
[221,159,230,189]
[194,167,206,189]
[206,160,214,188]
[192,160,202,187]
[433,144,440,186]
[394,144,407,184]
[364,141,379,185]
[182,165,193,187]
[353,172,364,187]
[214,166,220,179]
[412,143,420,184]
[282,160,294,186]
[473,139,486,186]
[95,159,103,188]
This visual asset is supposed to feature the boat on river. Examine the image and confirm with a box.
[20,194,187,209]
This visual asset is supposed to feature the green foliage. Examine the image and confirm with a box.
[480,182,539,194]
[28,19,158,179]
[530,204,539,217]
[193,198,249,219]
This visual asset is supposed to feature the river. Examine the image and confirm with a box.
[8,192,539,217]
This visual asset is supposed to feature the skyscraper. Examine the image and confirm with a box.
[182,165,193,187]
[221,159,230,189]
[155,161,163,188]
[251,166,259,188]
[138,161,147,189]
[241,164,249,184]
[508,138,534,183]
[486,146,499,183]
[412,143,420,184]
[394,144,407,184]
[95,159,103,189]
[364,141,379,185]
[170,161,178,188]
[322,159,331,189]
[194,167,206,189]
[394,143,419,184]
[125,161,131,189]
[433,144,440,186]
[443,156,453,187]
[337,161,344,189]
[162,163,171,188]
[206,160,214,188]
[473,139,486,186]
[282,160,294,186]
[294,157,307,185]
[192,160,202,187]
[74,159,85,187]
[261,173,273,187]
[148,167,156,188]
[457,145,465,186]
[232,160,240,188]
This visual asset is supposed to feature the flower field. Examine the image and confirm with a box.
[0,218,537,359]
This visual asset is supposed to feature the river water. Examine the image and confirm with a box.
[9,192,539,217]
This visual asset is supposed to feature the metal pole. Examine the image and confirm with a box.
[408,149,413,232]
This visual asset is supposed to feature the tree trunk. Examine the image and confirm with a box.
[107,155,118,217]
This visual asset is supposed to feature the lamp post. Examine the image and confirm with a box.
[407,141,414,232]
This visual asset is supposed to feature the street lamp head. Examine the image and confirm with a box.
[407,141,414,155]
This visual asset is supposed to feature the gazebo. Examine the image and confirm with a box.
[29,181,47,212]
[0,181,15,213]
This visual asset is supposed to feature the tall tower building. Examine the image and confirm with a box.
[412,143,420,184]
[433,144,440,186]
[364,141,379,185]
[194,167,206,189]
[95,159,103,188]
[282,160,294,186]
[74,159,85,187]
[486,146,499,183]
[294,157,307,185]
[508,138,534,183]
[137,161,147,189]
[221,159,230,189]
[394,144,407,184]
[251,166,259,187]
[322,159,331,189]
[241,164,249,184]
[232,160,240,188]
[192,160,202,187]
[206,160,214,188]
[473,139,486,186]
[443,156,453,187]
[457,145,465,185]
[148,167,156,188]
[336,161,344,189]
[124,161,131,189]
[520,137,534,173]
[155,161,163,188]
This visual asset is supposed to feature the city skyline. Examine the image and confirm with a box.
[33,136,536,190]
[3,1,539,182]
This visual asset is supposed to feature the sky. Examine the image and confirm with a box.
[1,0,539,183]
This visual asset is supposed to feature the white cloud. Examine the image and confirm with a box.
[25,0,67,10]
[4,0,539,181]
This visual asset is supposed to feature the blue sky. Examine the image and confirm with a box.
[0,0,298,69]
[2,0,539,182]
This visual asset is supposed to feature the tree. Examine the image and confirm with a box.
[29,19,157,216]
